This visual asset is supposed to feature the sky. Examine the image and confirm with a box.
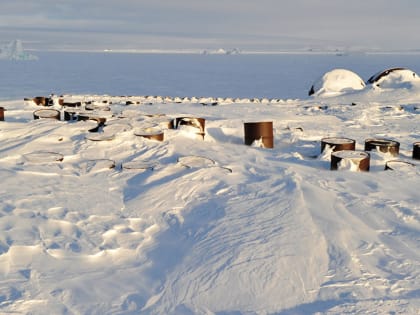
[1,0,420,52]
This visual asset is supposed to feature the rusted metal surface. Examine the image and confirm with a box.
[244,121,273,148]
[134,127,164,141]
[413,142,420,160]
[364,138,400,156]
[331,150,370,171]
[321,137,356,153]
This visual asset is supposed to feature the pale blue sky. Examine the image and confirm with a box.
[1,0,419,51]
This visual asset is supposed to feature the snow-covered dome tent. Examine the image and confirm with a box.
[366,67,420,89]
[308,68,365,96]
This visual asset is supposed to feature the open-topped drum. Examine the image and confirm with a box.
[134,127,164,141]
[413,142,420,160]
[321,137,356,153]
[331,150,370,171]
[244,121,273,148]
[385,160,416,171]
[33,109,61,120]
[364,138,400,156]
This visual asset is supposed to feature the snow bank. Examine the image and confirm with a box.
[308,68,366,97]
[366,67,420,89]
[0,40,38,61]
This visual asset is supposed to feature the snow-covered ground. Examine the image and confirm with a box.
[0,53,419,315]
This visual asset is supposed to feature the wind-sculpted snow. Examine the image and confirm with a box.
[0,91,419,314]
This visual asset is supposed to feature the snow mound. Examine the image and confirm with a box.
[0,39,38,61]
[366,67,420,89]
[309,68,365,96]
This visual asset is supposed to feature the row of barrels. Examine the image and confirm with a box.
[31,108,275,147]
[321,137,419,171]
[5,107,420,172]
[32,108,206,141]
[230,121,419,172]
[25,95,285,107]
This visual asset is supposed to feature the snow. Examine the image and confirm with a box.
[0,52,419,315]
[308,69,366,97]
[366,68,420,89]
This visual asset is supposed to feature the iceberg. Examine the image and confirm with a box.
[0,39,38,60]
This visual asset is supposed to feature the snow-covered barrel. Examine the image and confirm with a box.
[308,69,365,96]
[0,107,4,121]
[385,160,416,171]
[413,142,420,160]
[172,117,206,139]
[331,150,370,171]
[134,127,164,141]
[244,121,273,148]
[321,137,356,154]
[77,112,106,123]
[364,138,400,156]
[33,109,61,120]
[366,67,420,88]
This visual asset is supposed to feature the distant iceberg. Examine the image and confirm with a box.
[201,48,241,55]
[0,39,38,60]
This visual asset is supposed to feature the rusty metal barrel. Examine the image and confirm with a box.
[385,160,416,171]
[134,127,164,141]
[244,121,273,148]
[364,138,400,156]
[321,137,356,154]
[331,150,370,171]
[413,142,420,160]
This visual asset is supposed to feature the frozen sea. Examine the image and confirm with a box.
[1,51,420,100]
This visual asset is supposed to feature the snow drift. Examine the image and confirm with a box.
[308,69,366,97]
[0,84,419,314]
[366,67,420,89]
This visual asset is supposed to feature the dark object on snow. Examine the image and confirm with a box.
[0,107,4,121]
[62,101,82,108]
[413,142,420,160]
[321,137,356,154]
[364,138,400,156]
[330,150,370,171]
[308,85,315,96]
[244,121,273,148]
[64,110,77,121]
